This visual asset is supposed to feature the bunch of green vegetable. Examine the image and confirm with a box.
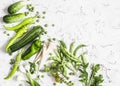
[3,1,45,84]
[40,40,103,86]
[2,1,104,86]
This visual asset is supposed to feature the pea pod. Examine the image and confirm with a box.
[4,50,23,80]
[3,13,25,23]
[4,17,35,31]
[8,1,24,14]
[22,39,42,60]
[8,26,44,54]
[6,26,28,53]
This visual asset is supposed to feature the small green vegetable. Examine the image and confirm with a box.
[4,17,35,31]
[8,1,24,14]
[4,50,23,80]
[3,13,25,23]
[8,26,44,54]
[27,4,34,12]
[44,24,48,27]
[6,26,28,53]
[42,11,46,14]
[22,39,42,60]
[9,59,15,65]
[29,62,36,74]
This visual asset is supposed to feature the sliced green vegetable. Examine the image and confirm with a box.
[8,1,24,14]
[22,39,42,60]
[8,26,44,54]
[4,17,35,31]
[3,13,25,23]
[4,50,23,80]
[6,26,28,52]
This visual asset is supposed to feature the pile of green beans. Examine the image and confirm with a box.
[41,40,86,86]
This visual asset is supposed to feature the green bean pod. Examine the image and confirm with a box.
[8,1,24,14]
[4,17,35,31]
[22,39,42,60]
[6,26,28,52]
[3,13,25,23]
[4,50,23,80]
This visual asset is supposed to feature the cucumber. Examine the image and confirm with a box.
[8,1,24,14]
[3,13,25,23]
[8,26,44,54]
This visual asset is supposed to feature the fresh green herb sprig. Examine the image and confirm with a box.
[79,55,104,86]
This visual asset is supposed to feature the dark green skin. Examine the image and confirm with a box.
[8,1,24,14]
[8,26,44,54]
[22,39,42,60]
[3,13,25,23]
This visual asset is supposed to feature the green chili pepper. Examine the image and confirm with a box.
[6,26,28,52]
[4,17,35,31]
[22,39,42,60]
[4,50,23,80]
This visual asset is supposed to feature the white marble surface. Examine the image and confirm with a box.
[0,0,120,86]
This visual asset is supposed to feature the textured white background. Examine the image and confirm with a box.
[0,0,120,86]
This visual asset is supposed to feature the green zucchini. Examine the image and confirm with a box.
[8,1,24,14]
[8,26,44,55]
[3,13,25,23]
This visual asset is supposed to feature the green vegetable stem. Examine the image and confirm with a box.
[3,13,26,23]
[8,1,24,14]
[4,50,23,80]
[26,71,40,86]
[8,26,44,54]
[4,17,36,31]
[6,26,28,53]
[22,39,42,60]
